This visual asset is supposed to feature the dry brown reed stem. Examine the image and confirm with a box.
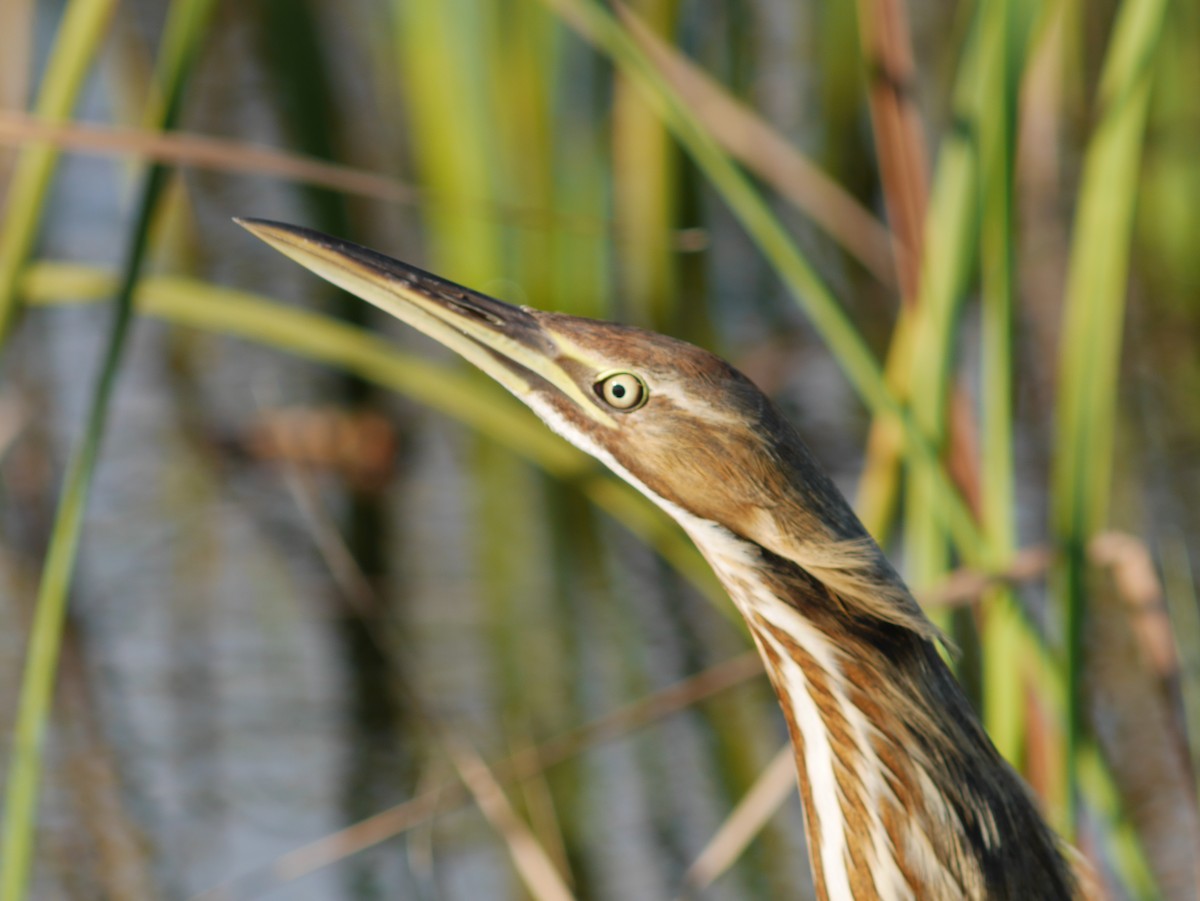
[1089,531,1177,681]
[0,110,706,247]
[507,725,573,887]
[0,0,33,206]
[443,735,579,901]
[0,109,420,203]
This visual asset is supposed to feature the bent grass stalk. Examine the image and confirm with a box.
[542,0,982,557]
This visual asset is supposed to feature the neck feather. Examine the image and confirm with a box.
[683,519,1077,901]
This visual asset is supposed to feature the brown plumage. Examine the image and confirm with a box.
[239,219,1080,899]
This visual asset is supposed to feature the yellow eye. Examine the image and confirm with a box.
[595,371,648,411]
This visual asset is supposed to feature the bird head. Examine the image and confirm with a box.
[237,219,935,639]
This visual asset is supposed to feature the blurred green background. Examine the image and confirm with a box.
[1,0,1198,898]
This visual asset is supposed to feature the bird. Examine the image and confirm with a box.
[237,217,1079,900]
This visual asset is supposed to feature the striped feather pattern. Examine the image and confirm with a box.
[689,518,1078,900]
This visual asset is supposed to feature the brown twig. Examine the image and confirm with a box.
[0,109,420,203]
[0,110,700,248]
[444,735,578,901]
[0,0,33,206]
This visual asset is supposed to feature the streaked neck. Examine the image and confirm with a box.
[683,519,1077,901]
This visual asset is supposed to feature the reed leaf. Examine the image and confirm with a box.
[1051,0,1167,827]
[611,2,678,330]
[977,0,1033,768]
[0,3,215,895]
[900,11,984,596]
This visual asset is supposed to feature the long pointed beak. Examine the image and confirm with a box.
[235,218,605,419]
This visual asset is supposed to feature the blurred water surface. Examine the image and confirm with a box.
[2,0,1199,899]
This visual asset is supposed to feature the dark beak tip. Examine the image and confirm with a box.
[233,215,286,235]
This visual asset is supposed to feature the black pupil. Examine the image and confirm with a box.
[611,383,627,398]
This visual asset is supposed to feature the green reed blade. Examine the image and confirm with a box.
[0,1,215,896]
[977,0,1033,768]
[0,0,118,344]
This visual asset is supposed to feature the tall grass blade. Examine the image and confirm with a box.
[393,14,557,888]
[899,11,987,599]
[542,0,981,554]
[679,745,795,893]
[977,0,1032,766]
[0,0,118,343]
[853,0,928,301]
[445,735,578,901]
[1051,0,1168,828]
[611,2,677,329]
[0,2,215,896]
[393,0,503,284]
